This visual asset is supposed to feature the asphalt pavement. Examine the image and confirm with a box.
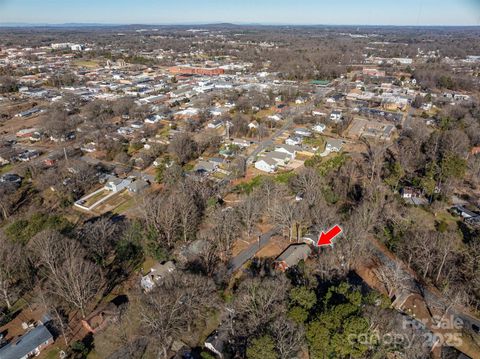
[227,227,278,273]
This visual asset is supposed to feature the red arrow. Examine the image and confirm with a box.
[317,225,342,247]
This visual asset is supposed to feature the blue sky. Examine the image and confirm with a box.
[0,0,479,26]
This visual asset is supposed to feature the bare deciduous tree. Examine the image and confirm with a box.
[142,193,179,248]
[270,317,305,359]
[0,235,27,309]
[79,216,119,265]
[237,194,262,237]
[174,191,199,243]
[0,183,17,221]
[138,273,218,358]
[30,231,102,317]
[168,133,197,165]
[207,207,241,259]
[233,276,290,335]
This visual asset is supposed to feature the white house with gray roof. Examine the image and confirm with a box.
[0,324,53,359]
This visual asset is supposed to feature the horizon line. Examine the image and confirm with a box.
[0,21,480,28]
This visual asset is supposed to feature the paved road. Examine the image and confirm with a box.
[246,119,294,164]
[227,227,279,273]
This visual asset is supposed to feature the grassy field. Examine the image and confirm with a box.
[112,196,135,215]
[0,163,13,175]
[84,189,110,207]
[303,135,326,150]
[73,59,100,68]
[41,347,62,359]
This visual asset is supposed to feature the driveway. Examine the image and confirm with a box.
[227,227,279,273]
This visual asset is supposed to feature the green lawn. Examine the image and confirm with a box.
[112,197,135,215]
[42,347,62,359]
[84,189,109,207]
[303,135,325,149]
[73,59,99,68]
[0,163,13,175]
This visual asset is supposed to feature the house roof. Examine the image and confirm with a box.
[267,151,290,162]
[275,244,312,267]
[275,144,300,153]
[0,325,53,359]
[209,157,224,165]
[257,157,277,167]
[127,179,149,192]
[106,175,123,186]
[194,161,216,172]
[326,139,343,149]
[205,327,229,357]
[295,128,311,133]
[453,205,479,218]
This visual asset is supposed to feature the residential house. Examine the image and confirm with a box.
[312,110,326,117]
[400,187,422,199]
[207,119,224,129]
[117,127,134,136]
[0,324,53,359]
[145,114,163,124]
[274,144,298,159]
[15,107,42,118]
[362,123,395,141]
[105,176,131,192]
[274,244,312,271]
[285,136,302,146]
[267,114,282,122]
[81,142,97,153]
[312,123,326,133]
[141,261,175,292]
[130,121,144,129]
[325,139,343,152]
[267,151,291,166]
[231,138,251,148]
[17,150,40,162]
[16,128,40,139]
[194,160,217,174]
[451,205,479,219]
[294,128,312,137]
[127,179,149,194]
[205,327,230,358]
[210,107,226,117]
[0,173,22,187]
[255,157,278,173]
[330,110,343,123]
[400,187,428,205]
[209,157,225,167]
